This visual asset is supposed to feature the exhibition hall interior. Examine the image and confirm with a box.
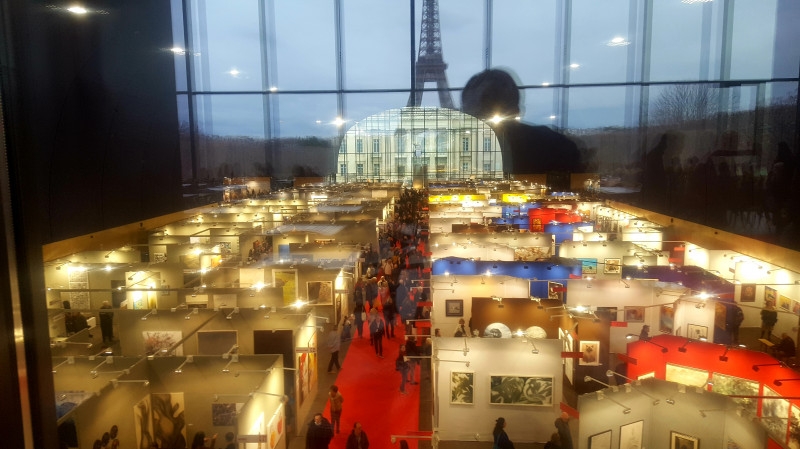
[0,1,799,448]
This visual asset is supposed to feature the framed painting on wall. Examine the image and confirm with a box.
[740,284,756,302]
[659,305,674,333]
[578,258,598,275]
[273,269,298,306]
[143,331,183,356]
[670,432,698,449]
[665,363,708,387]
[763,385,790,443]
[579,341,601,366]
[197,330,238,356]
[715,302,727,330]
[133,395,153,449]
[450,371,474,404]
[445,299,464,317]
[619,420,643,449]
[307,280,333,305]
[710,372,758,415]
[687,324,708,340]
[603,258,621,274]
[624,306,645,323]
[548,281,564,302]
[765,286,777,307]
[489,375,553,406]
[588,430,611,449]
[151,393,187,448]
[780,295,792,311]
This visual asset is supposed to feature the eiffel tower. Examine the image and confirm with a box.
[407,0,455,109]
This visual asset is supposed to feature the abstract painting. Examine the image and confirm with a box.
[766,286,777,307]
[151,393,187,449]
[619,420,643,449]
[687,324,708,340]
[780,295,792,312]
[445,299,463,317]
[307,281,333,305]
[514,246,550,261]
[450,371,474,404]
[197,330,238,356]
[273,269,298,306]
[212,403,237,426]
[579,341,601,366]
[763,385,790,443]
[297,352,307,408]
[603,258,621,274]
[665,363,708,387]
[624,306,645,323]
[715,302,727,330]
[548,281,564,302]
[670,431,698,449]
[143,331,183,356]
[660,305,674,334]
[489,375,553,406]
[789,404,800,449]
[588,430,611,449]
[134,395,153,449]
[710,372,758,414]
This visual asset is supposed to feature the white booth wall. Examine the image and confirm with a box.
[431,275,530,333]
[434,337,563,443]
[431,243,516,261]
[577,378,765,449]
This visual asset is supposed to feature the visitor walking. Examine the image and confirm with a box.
[396,345,411,394]
[369,309,384,358]
[554,412,573,449]
[327,325,341,373]
[345,422,369,449]
[306,413,333,449]
[328,386,344,434]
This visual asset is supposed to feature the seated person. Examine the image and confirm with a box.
[775,333,796,360]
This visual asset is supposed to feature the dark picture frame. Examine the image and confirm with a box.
[670,431,698,449]
[445,299,463,317]
[588,429,611,449]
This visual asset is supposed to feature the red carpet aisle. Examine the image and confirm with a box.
[323,322,421,448]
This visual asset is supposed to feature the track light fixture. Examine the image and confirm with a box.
[773,378,800,387]
[141,309,158,321]
[752,363,785,372]
[174,356,193,374]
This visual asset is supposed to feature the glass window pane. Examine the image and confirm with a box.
[195,94,266,180]
[345,92,410,124]
[177,95,192,182]
[191,0,263,91]
[567,86,627,129]
[274,93,338,138]
[171,0,187,91]
[492,0,557,86]
[274,0,337,90]
[650,1,722,82]
[433,0,484,89]
[521,88,556,126]
[570,0,630,84]
[344,0,410,89]
[730,0,778,80]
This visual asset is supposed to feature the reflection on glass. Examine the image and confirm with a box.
[427,0,483,89]
[191,0,262,92]
[731,0,778,80]
[275,94,338,139]
[274,0,336,90]
[650,0,721,81]
[520,88,556,127]
[336,107,502,183]
[570,0,630,84]
[567,86,627,129]
[346,92,410,125]
[492,1,557,87]
[344,0,410,89]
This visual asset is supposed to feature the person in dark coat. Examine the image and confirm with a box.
[554,412,573,449]
[99,301,114,343]
[306,414,333,449]
[345,422,368,449]
[369,310,384,358]
[492,417,515,449]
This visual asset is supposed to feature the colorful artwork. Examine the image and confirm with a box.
[660,305,674,333]
[715,302,727,330]
[151,393,187,449]
[450,371,474,404]
[578,258,598,275]
[67,267,90,310]
[273,269,298,306]
[143,331,183,356]
[789,404,800,449]
[489,375,553,406]
[307,281,333,305]
[197,330,238,356]
[624,306,645,323]
[670,431,698,449]
[588,430,611,449]
[297,353,307,408]
[619,420,643,449]
[514,246,550,261]
[445,299,463,317]
[766,286,778,307]
[763,385,790,443]
[665,363,708,387]
[579,341,601,366]
[212,403,237,426]
[780,295,792,311]
[740,284,756,302]
[687,324,708,340]
[711,372,758,415]
[603,258,621,274]
[548,281,564,302]
[134,395,153,449]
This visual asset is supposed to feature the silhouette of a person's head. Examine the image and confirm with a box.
[461,69,520,121]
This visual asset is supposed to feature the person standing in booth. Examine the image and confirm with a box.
[761,302,778,340]
[554,412,573,449]
[492,417,515,449]
[345,422,368,449]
